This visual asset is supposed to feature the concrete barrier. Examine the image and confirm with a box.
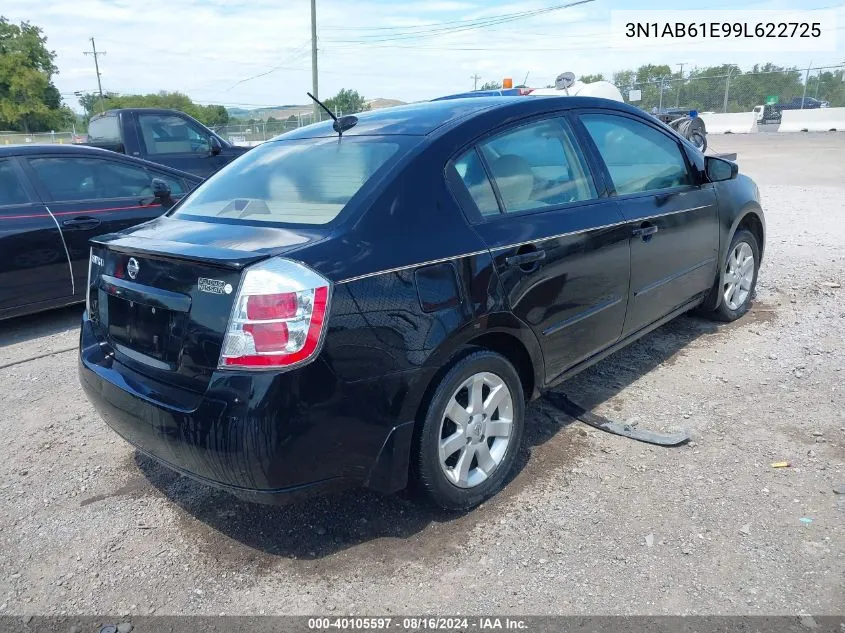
[779,107,845,132]
[699,112,757,134]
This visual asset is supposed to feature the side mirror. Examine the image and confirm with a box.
[209,136,222,156]
[151,178,171,199]
[705,156,738,182]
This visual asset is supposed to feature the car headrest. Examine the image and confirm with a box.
[490,154,534,208]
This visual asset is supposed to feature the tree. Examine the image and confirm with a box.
[0,17,72,132]
[612,70,636,94]
[579,73,605,83]
[77,90,229,127]
[808,69,845,107]
[324,89,369,115]
[635,64,672,84]
[479,81,502,91]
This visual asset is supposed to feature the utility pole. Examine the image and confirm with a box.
[675,62,686,107]
[83,38,106,113]
[800,60,812,109]
[723,67,734,114]
[471,73,480,91]
[310,0,319,123]
[658,75,667,112]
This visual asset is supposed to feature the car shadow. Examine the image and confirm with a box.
[0,303,83,347]
[133,311,726,560]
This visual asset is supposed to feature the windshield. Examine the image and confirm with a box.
[172,136,412,225]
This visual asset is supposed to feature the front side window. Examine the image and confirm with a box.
[172,136,411,225]
[580,113,692,195]
[0,160,29,206]
[477,119,596,214]
[138,114,210,155]
[28,157,160,201]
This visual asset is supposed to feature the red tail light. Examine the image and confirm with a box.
[219,258,332,369]
[243,322,289,353]
[246,293,298,320]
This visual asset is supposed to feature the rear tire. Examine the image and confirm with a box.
[690,130,707,152]
[708,229,760,322]
[413,350,525,511]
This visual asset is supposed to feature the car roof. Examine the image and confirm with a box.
[275,96,636,140]
[0,143,202,180]
[90,108,194,118]
[0,143,127,157]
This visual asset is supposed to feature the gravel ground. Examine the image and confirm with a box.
[0,134,843,617]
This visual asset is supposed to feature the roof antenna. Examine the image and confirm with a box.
[306,92,358,137]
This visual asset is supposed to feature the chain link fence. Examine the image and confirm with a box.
[213,110,342,146]
[0,131,78,146]
[2,112,338,148]
[617,66,845,118]
[7,69,844,145]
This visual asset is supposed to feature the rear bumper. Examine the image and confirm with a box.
[78,315,421,504]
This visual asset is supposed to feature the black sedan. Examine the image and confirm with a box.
[0,144,202,320]
[79,96,765,510]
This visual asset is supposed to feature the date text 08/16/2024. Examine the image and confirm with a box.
[307,617,529,630]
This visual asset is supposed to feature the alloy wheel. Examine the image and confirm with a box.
[723,241,755,311]
[438,371,514,489]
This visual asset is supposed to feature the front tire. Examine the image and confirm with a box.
[711,229,760,322]
[413,350,525,511]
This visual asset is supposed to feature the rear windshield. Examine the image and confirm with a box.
[171,136,412,225]
[87,115,120,143]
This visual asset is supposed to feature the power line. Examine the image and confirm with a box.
[322,0,596,44]
[318,0,594,33]
[223,40,311,92]
[323,0,840,47]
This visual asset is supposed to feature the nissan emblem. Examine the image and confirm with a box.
[126,258,140,280]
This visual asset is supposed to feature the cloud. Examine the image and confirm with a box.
[3,0,840,112]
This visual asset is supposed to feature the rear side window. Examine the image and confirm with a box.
[580,114,692,195]
[453,149,499,216]
[87,116,120,144]
[0,160,29,206]
[28,157,169,201]
[477,119,596,214]
[172,137,410,225]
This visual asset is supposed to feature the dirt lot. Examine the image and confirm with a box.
[0,133,843,617]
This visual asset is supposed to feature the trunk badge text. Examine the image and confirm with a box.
[126,258,140,280]
[198,277,232,295]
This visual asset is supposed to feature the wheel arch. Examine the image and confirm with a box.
[702,204,766,312]
[400,313,545,426]
[366,314,544,495]
[733,207,765,261]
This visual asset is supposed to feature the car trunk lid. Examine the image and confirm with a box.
[88,217,328,393]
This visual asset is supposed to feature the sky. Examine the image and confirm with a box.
[4,0,844,112]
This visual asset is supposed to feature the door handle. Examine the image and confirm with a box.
[632,224,659,239]
[62,216,101,229]
[505,250,546,268]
